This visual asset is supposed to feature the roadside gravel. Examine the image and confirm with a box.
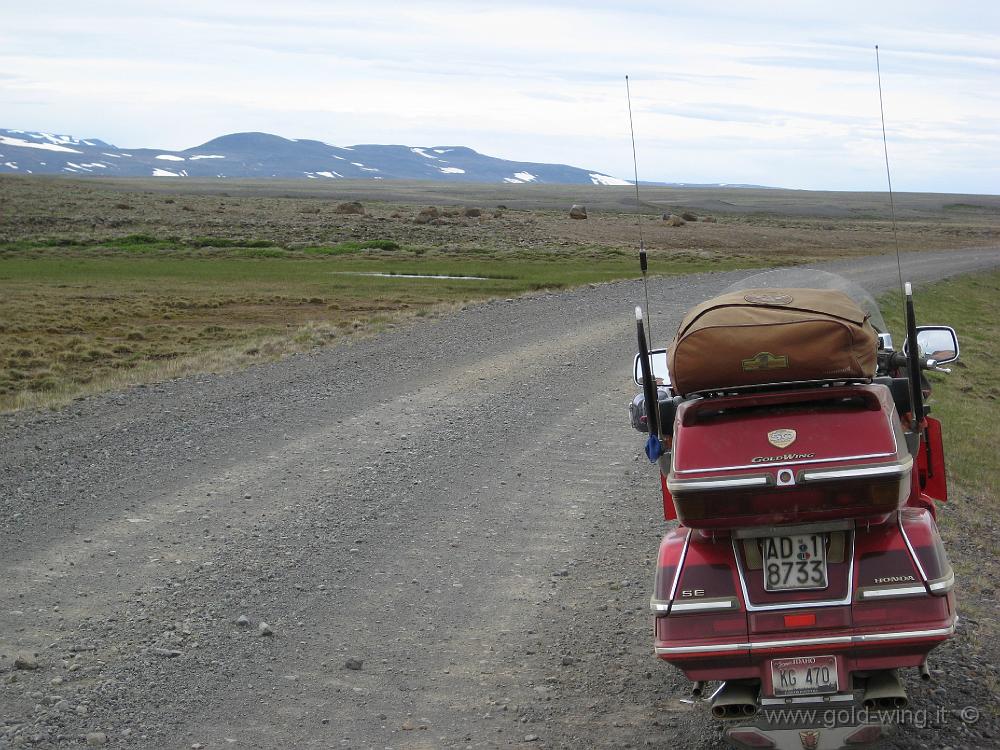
[2,248,998,749]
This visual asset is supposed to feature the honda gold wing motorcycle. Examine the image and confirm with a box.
[630,269,960,750]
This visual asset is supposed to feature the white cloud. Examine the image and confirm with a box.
[0,1,997,191]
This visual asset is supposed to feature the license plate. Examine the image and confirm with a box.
[771,655,839,697]
[762,533,828,591]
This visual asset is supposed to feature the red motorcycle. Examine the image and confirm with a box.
[631,269,960,750]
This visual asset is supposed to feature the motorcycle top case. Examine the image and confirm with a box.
[665,384,912,529]
[667,288,878,396]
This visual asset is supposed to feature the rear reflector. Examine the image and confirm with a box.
[727,729,775,748]
[845,724,883,744]
[783,613,816,628]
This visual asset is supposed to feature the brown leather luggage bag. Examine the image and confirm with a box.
[667,288,878,395]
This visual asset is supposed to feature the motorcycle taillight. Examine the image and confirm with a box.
[900,508,953,585]
[674,478,903,529]
[657,611,747,640]
[853,595,950,627]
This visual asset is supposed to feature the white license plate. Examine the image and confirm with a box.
[771,655,839,697]
[762,534,828,591]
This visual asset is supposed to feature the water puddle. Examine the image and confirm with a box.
[331,272,491,280]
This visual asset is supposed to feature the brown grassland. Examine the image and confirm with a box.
[1,175,998,412]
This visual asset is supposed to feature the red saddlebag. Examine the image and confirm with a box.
[668,288,878,395]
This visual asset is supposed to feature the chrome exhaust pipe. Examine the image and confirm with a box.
[691,680,705,697]
[863,670,908,710]
[710,681,759,719]
[919,662,931,681]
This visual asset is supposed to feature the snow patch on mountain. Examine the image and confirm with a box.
[439,167,465,174]
[513,171,537,182]
[156,154,185,161]
[589,173,631,186]
[152,168,180,177]
[189,154,225,160]
[411,147,438,160]
[0,135,82,153]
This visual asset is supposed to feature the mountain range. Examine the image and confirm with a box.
[0,129,635,185]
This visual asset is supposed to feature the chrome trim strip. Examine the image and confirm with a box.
[857,625,955,643]
[674,451,895,475]
[732,532,856,612]
[858,585,927,600]
[735,520,853,539]
[667,530,692,603]
[670,598,738,613]
[667,476,769,492]
[650,601,671,612]
[929,572,955,593]
[898,512,930,583]
[751,635,852,649]
[656,643,746,654]
[801,459,911,483]
[761,694,856,706]
[654,623,956,656]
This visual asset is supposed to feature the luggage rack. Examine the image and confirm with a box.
[684,377,874,400]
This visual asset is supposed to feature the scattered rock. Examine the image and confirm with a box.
[463,207,482,217]
[702,215,717,223]
[85,733,108,746]
[401,719,417,730]
[258,621,274,637]
[414,206,440,224]
[334,201,364,215]
[236,614,251,627]
[151,648,182,658]
[681,211,698,221]
[344,657,364,670]
[524,734,539,742]
[663,214,686,227]
[569,205,587,219]
[14,654,38,670]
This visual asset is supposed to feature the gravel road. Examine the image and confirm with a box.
[2,248,998,750]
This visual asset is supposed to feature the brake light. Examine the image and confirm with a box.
[853,596,950,626]
[658,611,747,640]
[783,613,816,628]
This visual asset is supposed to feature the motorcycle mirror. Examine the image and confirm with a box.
[904,325,960,365]
[634,348,672,387]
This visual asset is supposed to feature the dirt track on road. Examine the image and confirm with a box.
[2,247,999,749]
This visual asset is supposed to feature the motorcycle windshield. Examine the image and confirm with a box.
[722,268,889,334]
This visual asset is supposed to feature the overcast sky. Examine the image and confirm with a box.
[2,1,997,192]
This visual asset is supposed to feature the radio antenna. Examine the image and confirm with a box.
[876,46,924,426]
[626,74,652,348]
[874,46,906,305]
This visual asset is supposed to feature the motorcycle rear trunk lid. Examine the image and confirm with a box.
[666,384,910,529]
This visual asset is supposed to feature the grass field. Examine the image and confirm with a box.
[1,175,997,411]
[0,237,764,411]
[881,272,1000,641]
